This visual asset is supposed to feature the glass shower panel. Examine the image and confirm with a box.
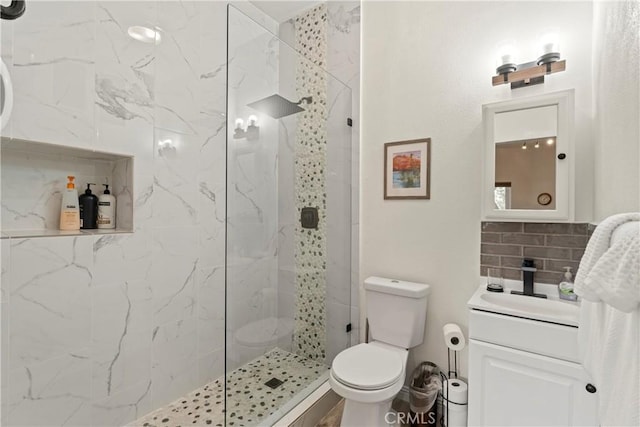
[226,5,352,425]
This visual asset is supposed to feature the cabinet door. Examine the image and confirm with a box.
[468,339,598,426]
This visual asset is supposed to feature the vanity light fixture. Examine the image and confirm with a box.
[234,115,260,140]
[492,34,566,89]
[534,140,540,149]
[547,138,555,145]
[521,142,527,150]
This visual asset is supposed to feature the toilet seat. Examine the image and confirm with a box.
[331,343,403,390]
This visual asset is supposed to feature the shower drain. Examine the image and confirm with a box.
[265,378,284,389]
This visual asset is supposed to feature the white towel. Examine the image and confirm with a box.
[574,213,640,426]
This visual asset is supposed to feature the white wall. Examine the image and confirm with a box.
[361,1,594,379]
[592,0,640,221]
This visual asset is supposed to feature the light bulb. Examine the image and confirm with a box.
[534,141,540,148]
[522,142,527,150]
[539,33,560,55]
[537,32,560,64]
[547,138,554,145]
[495,41,518,74]
[496,42,517,66]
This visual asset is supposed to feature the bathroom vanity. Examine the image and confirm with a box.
[467,282,598,426]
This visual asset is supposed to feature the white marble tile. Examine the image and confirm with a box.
[196,264,224,357]
[94,1,156,149]
[196,118,226,269]
[11,1,96,148]
[6,350,92,427]
[151,129,201,228]
[226,256,278,332]
[149,227,198,328]
[91,279,152,400]
[112,158,135,231]
[92,231,151,287]
[1,300,9,426]
[132,173,154,233]
[194,2,228,129]
[154,2,204,136]
[325,301,351,365]
[1,237,10,303]
[9,236,92,366]
[151,317,198,409]
[0,231,8,420]
[327,2,361,89]
[197,349,224,385]
[91,379,152,427]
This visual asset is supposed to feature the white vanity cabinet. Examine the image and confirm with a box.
[469,339,597,426]
[467,284,599,426]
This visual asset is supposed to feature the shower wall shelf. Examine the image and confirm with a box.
[1,137,134,239]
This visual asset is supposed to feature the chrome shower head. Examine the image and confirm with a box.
[247,94,312,119]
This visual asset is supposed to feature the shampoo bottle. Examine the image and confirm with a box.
[558,267,577,301]
[59,175,80,231]
[97,184,116,229]
[79,183,98,229]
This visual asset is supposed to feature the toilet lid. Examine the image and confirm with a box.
[332,344,403,390]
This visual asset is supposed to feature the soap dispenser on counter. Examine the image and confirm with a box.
[558,267,577,301]
[79,183,98,229]
[97,183,116,229]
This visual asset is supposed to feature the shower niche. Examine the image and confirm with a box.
[1,137,134,237]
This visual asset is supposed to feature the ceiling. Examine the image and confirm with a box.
[250,1,322,23]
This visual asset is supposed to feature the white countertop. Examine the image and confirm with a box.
[468,279,580,327]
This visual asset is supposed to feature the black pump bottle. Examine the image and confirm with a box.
[79,183,98,229]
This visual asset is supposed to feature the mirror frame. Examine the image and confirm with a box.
[482,90,575,222]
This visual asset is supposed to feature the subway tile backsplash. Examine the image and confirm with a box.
[480,222,594,284]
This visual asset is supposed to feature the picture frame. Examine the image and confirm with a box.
[384,138,431,200]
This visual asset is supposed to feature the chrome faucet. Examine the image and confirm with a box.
[511,258,547,299]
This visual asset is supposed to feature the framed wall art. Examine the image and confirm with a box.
[384,138,431,199]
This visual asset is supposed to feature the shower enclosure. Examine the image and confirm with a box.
[225,5,352,424]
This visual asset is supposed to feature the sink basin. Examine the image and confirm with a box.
[468,282,580,326]
[480,292,579,323]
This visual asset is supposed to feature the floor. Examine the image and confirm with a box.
[316,398,415,427]
[130,348,328,427]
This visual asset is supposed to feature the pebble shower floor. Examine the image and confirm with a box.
[130,349,327,427]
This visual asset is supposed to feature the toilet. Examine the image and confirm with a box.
[329,276,430,426]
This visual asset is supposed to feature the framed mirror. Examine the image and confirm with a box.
[482,90,575,221]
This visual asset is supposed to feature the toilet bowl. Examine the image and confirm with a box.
[329,277,430,427]
[329,342,407,426]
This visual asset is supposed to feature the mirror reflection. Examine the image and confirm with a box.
[494,137,556,210]
[493,104,558,210]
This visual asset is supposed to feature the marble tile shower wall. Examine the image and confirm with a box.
[0,2,274,425]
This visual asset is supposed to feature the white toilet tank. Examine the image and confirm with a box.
[364,276,430,348]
